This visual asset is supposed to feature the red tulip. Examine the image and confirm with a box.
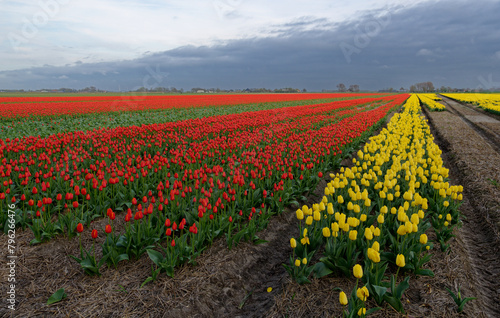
[72,201,79,208]
[76,223,83,233]
[134,211,143,220]
[105,224,112,234]
[91,229,98,239]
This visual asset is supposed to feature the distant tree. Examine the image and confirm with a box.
[409,85,416,92]
[337,83,346,92]
[302,88,307,92]
[400,87,405,92]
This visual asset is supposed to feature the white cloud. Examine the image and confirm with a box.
[416,48,434,57]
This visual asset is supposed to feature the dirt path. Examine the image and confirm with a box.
[422,102,500,317]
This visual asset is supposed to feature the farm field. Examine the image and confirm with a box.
[0,93,499,317]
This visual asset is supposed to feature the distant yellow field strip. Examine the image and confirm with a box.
[443,93,500,114]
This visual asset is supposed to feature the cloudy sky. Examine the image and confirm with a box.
[0,0,499,91]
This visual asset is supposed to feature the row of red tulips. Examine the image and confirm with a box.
[0,93,387,118]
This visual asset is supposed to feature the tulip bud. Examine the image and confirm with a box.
[353,264,363,278]
[339,291,348,306]
[396,254,405,267]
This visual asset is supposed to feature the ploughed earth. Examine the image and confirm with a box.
[1,96,499,318]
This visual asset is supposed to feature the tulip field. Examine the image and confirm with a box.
[3,92,498,317]
[0,93,407,274]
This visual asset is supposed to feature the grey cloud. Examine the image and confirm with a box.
[1,0,499,91]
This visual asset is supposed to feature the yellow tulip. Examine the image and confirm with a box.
[331,222,339,232]
[305,216,313,225]
[290,238,297,248]
[360,214,367,222]
[358,308,366,316]
[349,230,358,241]
[377,214,384,224]
[364,228,373,240]
[397,225,407,236]
[418,209,425,219]
[322,227,331,238]
[294,259,301,267]
[313,210,321,221]
[367,247,380,263]
[405,221,413,233]
[302,258,307,265]
[364,198,371,207]
[396,254,405,267]
[327,203,334,215]
[419,233,428,245]
[372,241,380,252]
[352,204,360,213]
[410,213,419,224]
[356,286,369,301]
[353,264,363,278]
[296,209,304,220]
[338,195,344,204]
[339,291,348,306]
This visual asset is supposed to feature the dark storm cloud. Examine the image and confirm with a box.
[1,0,499,91]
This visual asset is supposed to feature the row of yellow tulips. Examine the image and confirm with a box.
[285,94,463,316]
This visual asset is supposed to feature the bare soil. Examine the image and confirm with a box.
[1,103,500,318]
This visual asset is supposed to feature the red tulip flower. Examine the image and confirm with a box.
[76,223,84,233]
[91,229,98,239]
[105,224,112,234]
